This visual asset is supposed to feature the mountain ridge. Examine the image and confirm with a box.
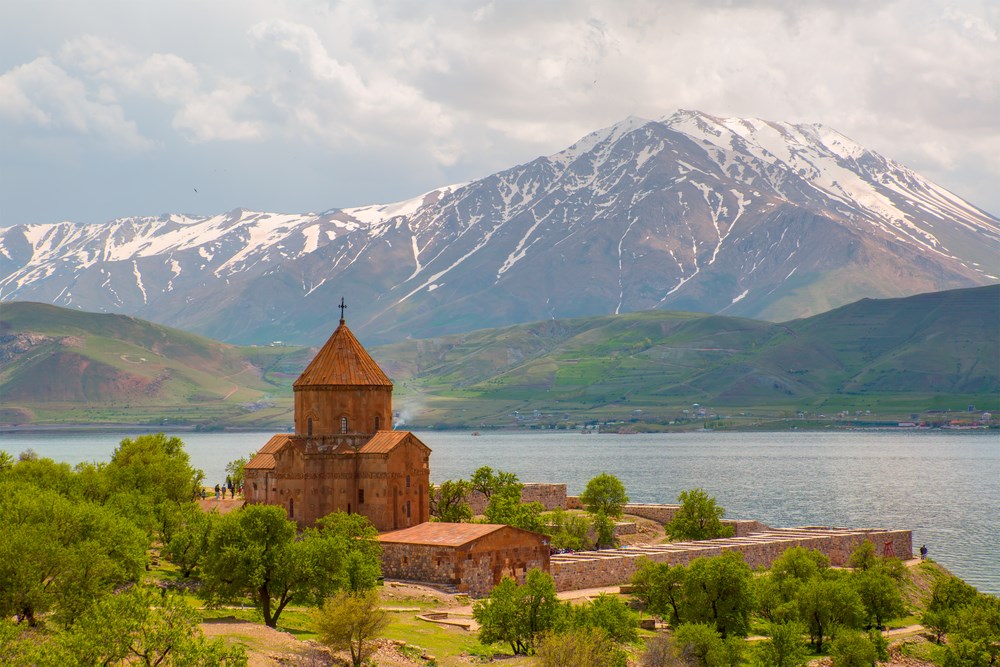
[1,110,997,345]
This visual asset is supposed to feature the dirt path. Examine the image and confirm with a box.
[201,619,431,667]
[886,623,924,638]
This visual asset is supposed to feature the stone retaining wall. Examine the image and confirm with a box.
[618,504,768,536]
[726,520,771,537]
[550,528,912,591]
[621,503,680,523]
[614,522,637,536]
[467,483,568,515]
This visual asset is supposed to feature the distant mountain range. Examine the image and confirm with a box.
[2,286,996,428]
[1,110,997,346]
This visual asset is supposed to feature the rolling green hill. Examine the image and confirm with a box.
[376,285,999,428]
[0,302,309,427]
[1,285,996,429]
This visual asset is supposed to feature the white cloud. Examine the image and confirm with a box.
[0,0,998,223]
[0,56,151,150]
[246,18,456,158]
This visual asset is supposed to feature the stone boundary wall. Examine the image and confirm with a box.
[550,528,912,592]
[467,483,567,515]
[616,504,767,537]
[621,503,679,523]
[614,522,637,537]
[725,520,771,537]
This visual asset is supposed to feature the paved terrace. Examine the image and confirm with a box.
[550,526,912,592]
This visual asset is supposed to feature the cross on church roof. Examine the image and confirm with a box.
[338,297,347,324]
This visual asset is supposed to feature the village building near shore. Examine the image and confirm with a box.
[243,303,430,530]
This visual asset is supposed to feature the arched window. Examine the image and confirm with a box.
[375,416,380,431]
[289,498,294,519]
[307,417,313,436]
[341,417,348,434]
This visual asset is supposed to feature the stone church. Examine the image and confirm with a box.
[244,307,431,530]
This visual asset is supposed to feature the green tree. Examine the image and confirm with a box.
[431,479,473,523]
[632,559,686,626]
[201,505,375,627]
[751,621,808,667]
[314,511,382,592]
[106,433,204,505]
[314,591,389,667]
[868,628,890,662]
[796,572,865,652]
[756,547,829,623]
[164,502,215,578]
[470,466,522,501]
[225,452,255,492]
[772,546,829,589]
[943,594,1000,667]
[58,586,246,666]
[541,508,592,550]
[671,623,725,667]
[848,541,878,572]
[640,633,674,667]
[536,627,628,667]
[473,570,560,655]
[3,455,81,498]
[579,473,629,518]
[923,574,979,644]
[754,575,793,624]
[484,492,545,532]
[665,489,734,541]
[592,510,616,549]
[829,629,877,667]
[104,434,205,543]
[683,552,754,638]
[567,593,638,644]
[0,479,147,628]
[852,568,904,630]
[0,450,13,473]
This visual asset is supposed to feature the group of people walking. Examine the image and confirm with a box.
[199,476,241,500]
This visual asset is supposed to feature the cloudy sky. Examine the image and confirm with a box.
[2,0,998,226]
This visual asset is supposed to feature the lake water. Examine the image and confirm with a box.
[2,429,997,595]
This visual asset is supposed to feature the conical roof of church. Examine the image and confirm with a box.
[293,320,392,388]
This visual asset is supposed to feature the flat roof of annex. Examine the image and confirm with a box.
[378,522,549,548]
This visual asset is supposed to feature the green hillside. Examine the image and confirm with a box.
[2,286,997,429]
[376,285,999,428]
[0,302,309,427]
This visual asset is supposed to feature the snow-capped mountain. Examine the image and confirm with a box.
[2,110,998,345]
